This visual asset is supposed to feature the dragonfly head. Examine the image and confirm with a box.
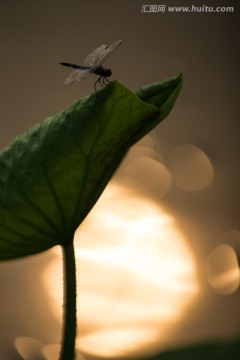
[105,68,112,77]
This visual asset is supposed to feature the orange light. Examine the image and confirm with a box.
[44,183,198,358]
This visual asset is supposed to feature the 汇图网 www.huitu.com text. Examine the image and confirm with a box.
[141,4,234,13]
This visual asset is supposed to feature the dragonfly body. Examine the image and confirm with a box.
[60,40,121,89]
[93,66,112,78]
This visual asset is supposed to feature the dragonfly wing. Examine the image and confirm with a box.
[84,44,107,67]
[62,40,122,85]
[64,68,91,85]
[96,40,122,66]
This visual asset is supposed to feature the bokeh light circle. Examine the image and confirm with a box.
[205,244,240,295]
[167,144,214,191]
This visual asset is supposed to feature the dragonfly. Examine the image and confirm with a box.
[60,40,122,90]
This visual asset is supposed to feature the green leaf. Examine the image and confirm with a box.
[0,76,182,260]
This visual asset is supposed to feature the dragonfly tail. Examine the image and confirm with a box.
[59,62,82,69]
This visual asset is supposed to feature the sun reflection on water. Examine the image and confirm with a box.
[43,183,199,358]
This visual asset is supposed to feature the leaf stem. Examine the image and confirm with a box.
[60,241,77,360]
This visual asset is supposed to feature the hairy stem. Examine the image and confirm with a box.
[60,241,77,360]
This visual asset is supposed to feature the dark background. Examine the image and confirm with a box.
[0,0,239,359]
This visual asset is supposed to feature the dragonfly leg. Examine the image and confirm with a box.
[94,76,110,94]
[94,78,99,93]
[94,77,102,93]
[99,77,104,87]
